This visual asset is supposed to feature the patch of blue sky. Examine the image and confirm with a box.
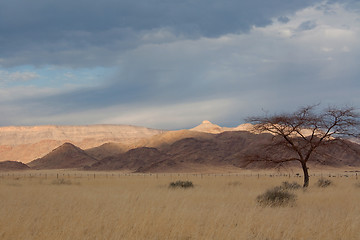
[0,65,116,88]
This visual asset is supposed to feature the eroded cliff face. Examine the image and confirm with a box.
[0,125,164,163]
[0,125,164,145]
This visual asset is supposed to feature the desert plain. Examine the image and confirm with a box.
[1,121,360,240]
[0,170,359,240]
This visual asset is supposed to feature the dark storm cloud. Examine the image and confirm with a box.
[0,0,323,67]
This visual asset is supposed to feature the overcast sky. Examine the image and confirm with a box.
[0,0,359,129]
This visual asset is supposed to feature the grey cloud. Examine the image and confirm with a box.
[1,0,359,128]
[327,0,360,9]
[9,35,359,125]
[0,0,322,67]
[297,20,317,31]
[278,16,290,23]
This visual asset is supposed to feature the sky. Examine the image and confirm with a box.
[0,0,359,130]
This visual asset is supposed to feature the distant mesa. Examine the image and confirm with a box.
[190,120,224,134]
[0,124,164,163]
[191,120,255,134]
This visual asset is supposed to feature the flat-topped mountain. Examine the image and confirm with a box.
[0,124,164,163]
[0,124,164,145]
[191,120,224,133]
[190,120,255,133]
[0,121,245,164]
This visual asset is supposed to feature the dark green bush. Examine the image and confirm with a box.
[257,187,297,207]
[169,180,194,189]
[317,178,332,188]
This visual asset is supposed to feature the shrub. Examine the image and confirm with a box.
[281,181,302,190]
[256,187,296,207]
[169,180,194,189]
[317,178,332,188]
[228,181,242,186]
[52,178,72,185]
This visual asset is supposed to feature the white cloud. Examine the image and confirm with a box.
[0,70,39,83]
[117,1,359,86]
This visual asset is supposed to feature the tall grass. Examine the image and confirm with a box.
[0,172,359,239]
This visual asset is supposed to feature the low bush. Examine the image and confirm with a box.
[52,178,72,185]
[227,181,242,186]
[317,178,332,188]
[169,180,194,189]
[280,181,302,190]
[256,187,296,207]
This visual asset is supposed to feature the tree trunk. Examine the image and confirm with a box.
[301,161,309,187]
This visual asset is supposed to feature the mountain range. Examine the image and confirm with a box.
[0,124,164,163]
[1,121,360,172]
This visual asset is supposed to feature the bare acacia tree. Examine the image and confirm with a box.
[247,105,360,187]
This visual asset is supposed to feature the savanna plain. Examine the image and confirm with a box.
[0,171,359,240]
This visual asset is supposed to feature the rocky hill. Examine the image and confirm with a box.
[28,143,98,169]
[86,131,360,172]
[0,161,30,171]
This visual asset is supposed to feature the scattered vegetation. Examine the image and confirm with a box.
[280,181,302,190]
[52,178,72,185]
[227,181,242,186]
[1,172,360,239]
[257,186,297,207]
[169,180,194,189]
[317,178,333,188]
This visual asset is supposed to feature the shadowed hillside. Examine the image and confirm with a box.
[28,143,98,169]
[0,161,30,171]
[87,131,360,172]
[85,142,128,160]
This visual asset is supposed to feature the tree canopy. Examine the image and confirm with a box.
[247,105,360,187]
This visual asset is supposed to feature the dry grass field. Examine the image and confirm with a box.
[0,171,359,240]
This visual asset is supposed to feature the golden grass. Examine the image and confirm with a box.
[0,171,359,240]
